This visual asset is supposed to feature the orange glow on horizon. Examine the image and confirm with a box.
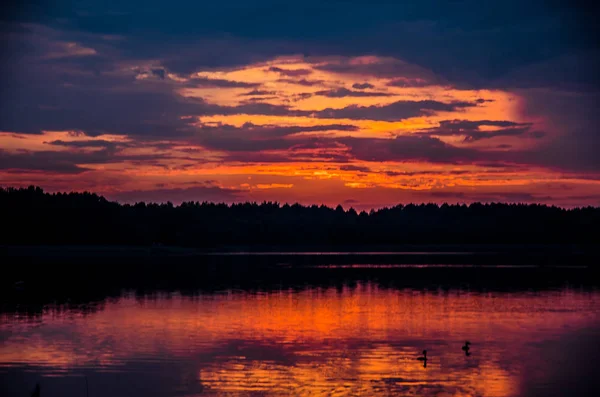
[1,55,599,207]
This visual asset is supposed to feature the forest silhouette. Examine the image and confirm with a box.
[1,186,599,247]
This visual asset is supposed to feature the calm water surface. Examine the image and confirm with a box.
[1,277,599,396]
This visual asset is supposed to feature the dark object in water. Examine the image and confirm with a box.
[31,383,40,397]
[417,349,428,367]
[462,341,471,356]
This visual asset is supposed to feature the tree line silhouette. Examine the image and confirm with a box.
[1,186,599,247]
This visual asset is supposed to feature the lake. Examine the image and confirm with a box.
[1,263,599,396]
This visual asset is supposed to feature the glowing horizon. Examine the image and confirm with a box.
[1,14,599,209]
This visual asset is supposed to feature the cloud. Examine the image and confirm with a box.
[339,165,372,173]
[343,135,478,163]
[239,89,278,96]
[314,88,392,98]
[384,170,471,177]
[203,102,309,118]
[418,119,539,142]
[193,123,357,152]
[0,69,311,136]
[110,185,242,204]
[42,41,97,59]
[254,183,294,189]
[0,140,206,175]
[313,56,439,82]
[512,89,600,172]
[242,96,280,102]
[8,1,598,90]
[427,190,557,204]
[187,76,261,88]
[352,83,375,90]
[0,149,94,174]
[1,7,599,195]
[312,100,477,121]
[493,51,600,90]
[151,68,166,79]
[199,122,357,138]
[268,66,312,77]
[46,139,121,150]
[291,93,313,101]
[278,78,324,87]
[386,78,433,88]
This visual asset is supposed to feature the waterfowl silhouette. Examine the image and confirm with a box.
[462,341,471,356]
[417,350,428,367]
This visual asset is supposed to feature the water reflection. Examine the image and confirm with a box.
[1,283,599,396]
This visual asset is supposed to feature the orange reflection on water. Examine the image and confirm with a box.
[1,284,599,396]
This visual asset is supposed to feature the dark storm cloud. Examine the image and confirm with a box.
[312,100,477,121]
[5,1,598,88]
[314,88,392,98]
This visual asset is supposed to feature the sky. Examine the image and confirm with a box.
[1,1,599,209]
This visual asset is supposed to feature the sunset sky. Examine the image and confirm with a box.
[1,1,599,209]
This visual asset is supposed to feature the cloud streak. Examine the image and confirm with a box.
[312,100,478,121]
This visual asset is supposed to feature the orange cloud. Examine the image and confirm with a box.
[2,55,599,207]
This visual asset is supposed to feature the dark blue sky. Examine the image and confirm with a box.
[4,0,598,84]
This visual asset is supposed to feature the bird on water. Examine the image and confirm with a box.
[462,341,471,356]
[416,349,428,367]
